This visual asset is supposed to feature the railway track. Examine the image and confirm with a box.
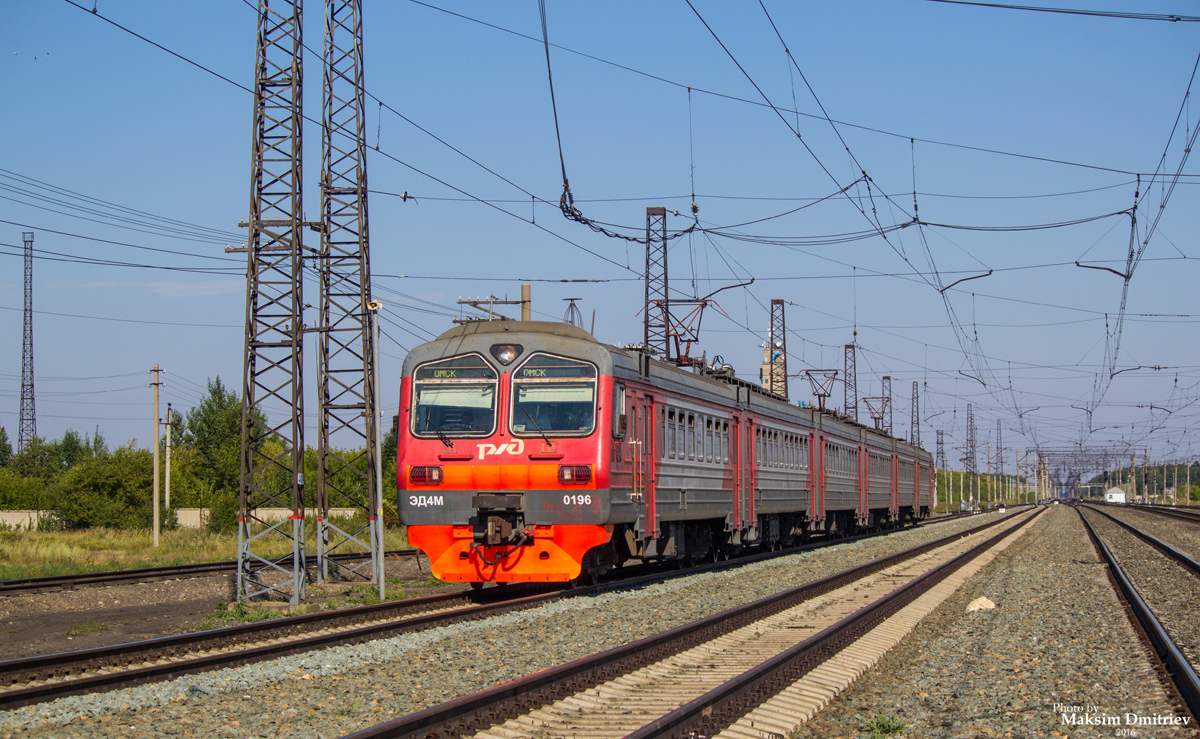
[339,508,1040,739]
[0,510,994,712]
[1114,503,1200,525]
[1077,506,1200,721]
[0,549,417,596]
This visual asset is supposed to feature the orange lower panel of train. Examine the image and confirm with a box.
[408,523,613,583]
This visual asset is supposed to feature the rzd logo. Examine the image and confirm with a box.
[477,439,525,459]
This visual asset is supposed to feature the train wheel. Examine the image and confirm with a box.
[469,581,485,591]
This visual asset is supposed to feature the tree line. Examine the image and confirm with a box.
[0,378,398,532]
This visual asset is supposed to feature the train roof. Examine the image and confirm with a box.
[435,320,597,343]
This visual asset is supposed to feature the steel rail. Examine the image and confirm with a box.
[338,508,1034,739]
[1118,504,1200,524]
[0,549,417,596]
[1077,507,1200,722]
[0,508,1003,712]
[625,508,1042,739]
[1081,505,1200,578]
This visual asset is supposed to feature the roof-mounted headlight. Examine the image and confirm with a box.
[490,344,523,366]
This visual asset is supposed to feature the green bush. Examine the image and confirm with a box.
[42,447,158,530]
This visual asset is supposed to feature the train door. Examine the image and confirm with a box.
[629,391,657,539]
[729,413,752,534]
[744,418,755,535]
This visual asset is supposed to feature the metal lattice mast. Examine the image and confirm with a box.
[767,299,787,399]
[995,420,1003,486]
[644,207,669,359]
[18,232,35,451]
[843,344,856,421]
[910,380,919,445]
[936,429,946,470]
[316,0,381,592]
[964,404,977,474]
[882,375,892,436]
[239,0,307,604]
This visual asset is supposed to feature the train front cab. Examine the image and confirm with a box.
[397,324,615,586]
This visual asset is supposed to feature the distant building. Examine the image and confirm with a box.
[1104,488,1126,504]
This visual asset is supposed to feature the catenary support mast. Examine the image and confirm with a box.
[644,207,669,358]
[766,299,787,399]
[843,344,856,422]
[238,0,308,604]
[316,0,380,592]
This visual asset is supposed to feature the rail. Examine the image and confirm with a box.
[1077,507,1200,721]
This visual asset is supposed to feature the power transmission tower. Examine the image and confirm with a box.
[910,380,919,445]
[765,299,787,399]
[882,375,893,436]
[238,0,308,604]
[19,232,36,451]
[936,429,946,470]
[644,207,669,359]
[316,0,382,592]
[843,343,856,422]
[964,404,977,474]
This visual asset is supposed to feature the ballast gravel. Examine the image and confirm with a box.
[0,511,1015,738]
[1082,507,1200,674]
[790,504,1191,739]
[1100,505,1200,562]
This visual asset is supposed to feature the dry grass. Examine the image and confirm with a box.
[0,522,410,581]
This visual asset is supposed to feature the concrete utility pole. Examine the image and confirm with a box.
[151,364,161,548]
[521,283,531,321]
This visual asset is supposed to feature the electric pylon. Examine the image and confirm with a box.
[882,375,893,436]
[315,0,382,593]
[238,0,308,604]
[964,404,977,474]
[19,232,35,452]
[843,344,856,422]
[936,429,946,470]
[765,299,787,399]
[644,207,669,359]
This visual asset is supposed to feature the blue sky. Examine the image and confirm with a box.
[1,1,1198,473]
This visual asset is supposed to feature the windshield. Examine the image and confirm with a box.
[412,354,497,437]
[511,353,597,436]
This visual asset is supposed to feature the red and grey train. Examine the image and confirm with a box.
[397,320,933,586]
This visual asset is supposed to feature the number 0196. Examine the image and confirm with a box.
[563,494,592,506]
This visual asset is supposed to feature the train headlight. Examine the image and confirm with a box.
[558,465,591,484]
[410,466,443,485]
[490,344,523,365]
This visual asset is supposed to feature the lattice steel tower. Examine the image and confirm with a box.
[765,299,788,400]
[643,207,669,359]
[963,404,977,474]
[936,429,946,470]
[882,375,893,436]
[843,344,856,422]
[315,0,382,591]
[995,420,1003,481]
[18,232,35,451]
[910,380,919,446]
[238,0,307,604]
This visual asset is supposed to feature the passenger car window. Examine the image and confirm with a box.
[511,353,597,437]
[412,354,497,437]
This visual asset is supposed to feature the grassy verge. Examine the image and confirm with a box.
[0,522,410,581]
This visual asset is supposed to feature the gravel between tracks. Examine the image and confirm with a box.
[0,511,1014,738]
[1081,507,1200,678]
[790,505,1191,739]
[1099,505,1200,562]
